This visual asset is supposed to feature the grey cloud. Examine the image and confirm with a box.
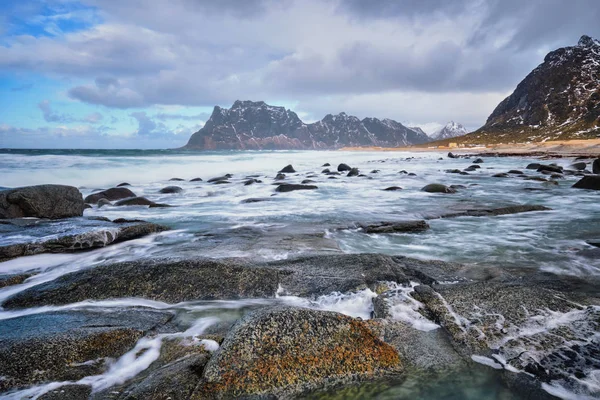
[84,112,103,124]
[155,112,210,121]
[38,100,105,125]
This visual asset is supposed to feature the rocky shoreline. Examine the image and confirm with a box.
[1,154,600,399]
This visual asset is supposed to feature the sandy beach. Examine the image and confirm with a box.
[341,138,600,157]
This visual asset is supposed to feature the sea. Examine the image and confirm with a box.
[0,148,599,399]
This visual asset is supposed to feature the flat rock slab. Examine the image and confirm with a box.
[359,220,429,234]
[0,309,175,392]
[197,306,401,398]
[0,219,169,262]
[0,185,84,219]
[3,259,281,309]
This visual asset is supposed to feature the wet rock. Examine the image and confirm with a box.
[241,198,272,204]
[508,170,523,174]
[449,184,466,189]
[0,273,33,289]
[208,175,232,183]
[408,173,417,176]
[360,220,429,234]
[244,179,260,186]
[212,180,230,185]
[473,158,484,164]
[383,186,402,191]
[570,162,587,171]
[116,182,131,187]
[1,185,85,219]
[114,196,155,206]
[347,168,360,177]
[337,163,352,172]
[84,187,136,204]
[492,173,509,178]
[537,165,562,173]
[328,176,338,179]
[421,184,456,194]
[159,186,183,194]
[447,152,457,159]
[279,164,296,173]
[0,222,169,262]
[322,163,330,167]
[169,178,185,181]
[3,259,280,308]
[97,198,112,208]
[525,163,541,170]
[0,310,174,391]
[190,177,203,182]
[464,166,478,172]
[275,184,318,193]
[434,205,551,219]
[371,170,380,173]
[445,169,461,174]
[197,306,401,398]
[572,176,600,190]
[301,179,316,184]
[274,173,286,180]
[321,168,330,173]
[38,385,92,400]
[593,158,600,174]
[586,240,600,248]
[524,176,548,182]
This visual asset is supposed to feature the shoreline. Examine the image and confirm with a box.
[340,138,600,157]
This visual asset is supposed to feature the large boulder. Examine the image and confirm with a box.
[347,167,360,177]
[197,307,401,398]
[570,162,587,171]
[572,175,600,190]
[593,158,600,174]
[3,259,280,309]
[0,185,84,219]
[84,187,136,204]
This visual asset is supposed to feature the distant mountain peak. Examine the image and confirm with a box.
[578,35,600,49]
[432,121,467,140]
[184,100,430,150]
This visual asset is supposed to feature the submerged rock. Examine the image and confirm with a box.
[84,187,136,204]
[198,306,401,398]
[116,182,131,187]
[573,175,600,190]
[359,220,429,234]
[473,158,484,164]
[421,184,457,194]
[383,186,402,191]
[275,184,318,193]
[433,205,551,219]
[0,185,84,219]
[159,186,183,194]
[114,196,155,206]
[347,167,360,177]
[169,178,185,181]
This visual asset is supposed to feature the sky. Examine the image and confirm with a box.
[1,0,599,149]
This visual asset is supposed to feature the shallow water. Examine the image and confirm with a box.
[1,149,599,399]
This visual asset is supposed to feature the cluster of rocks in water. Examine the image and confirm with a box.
[1,154,600,399]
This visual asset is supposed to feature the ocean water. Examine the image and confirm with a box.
[1,148,599,399]
[1,148,599,277]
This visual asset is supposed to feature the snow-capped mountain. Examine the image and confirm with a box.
[184,101,430,149]
[431,121,468,140]
[456,35,600,144]
[408,126,427,136]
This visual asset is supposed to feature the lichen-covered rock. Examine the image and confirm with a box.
[0,185,84,219]
[197,306,401,398]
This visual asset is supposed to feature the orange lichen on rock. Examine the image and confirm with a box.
[196,306,401,398]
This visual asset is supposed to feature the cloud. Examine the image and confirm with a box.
[38,99,104,124]
[3,0,600,131]
[130,111,200,138]
[155,112,209,121]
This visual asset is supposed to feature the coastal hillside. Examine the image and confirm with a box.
[183,100,430,150]
[431,35,600,146]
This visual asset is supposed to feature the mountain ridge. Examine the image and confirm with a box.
[183,101,430,150]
